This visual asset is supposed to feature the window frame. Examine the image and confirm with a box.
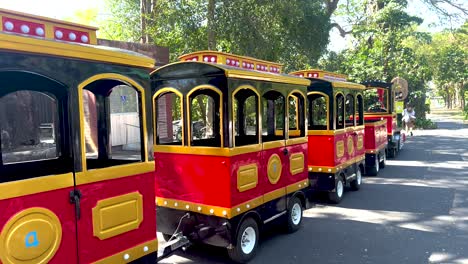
[356,94,364,126]
[186,85,223,148]
[307,91,329,131]
[287,90,306,138]
[153,87,184,146]
[261,90,286,142]
[345,93,356,127]
[335,92,345,130]
[232,85,260,147]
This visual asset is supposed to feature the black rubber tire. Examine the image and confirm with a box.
[367,155,379,176]
[379,151,386,169]
[350,167,362,191]
[227,217,259,263]
[286,196,303,233]
[328,177,344,204]
[388,146,396,158]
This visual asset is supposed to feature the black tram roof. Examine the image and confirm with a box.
[152,61,310,86]
[361,80,392,90]
[306,78,365,94]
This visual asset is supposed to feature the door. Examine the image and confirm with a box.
[261,90,287,214]
[0,72,78,264]
[75,75,156,264]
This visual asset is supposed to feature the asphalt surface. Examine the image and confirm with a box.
[159,110,468,264]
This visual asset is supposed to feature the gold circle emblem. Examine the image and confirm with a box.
[0,207,62,264]
[347,136,354,155]
[267,154,282,184]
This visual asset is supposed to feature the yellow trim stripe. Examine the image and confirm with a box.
[156,179,309,219]
[92,239,157,264]
[0,33,155,69]
[308,154,365,174]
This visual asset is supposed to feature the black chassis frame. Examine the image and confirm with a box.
[308,160,364,193]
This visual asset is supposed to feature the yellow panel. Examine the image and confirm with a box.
[286,179,309,194]
[263,140,285,150]
[267,154,282,184]
[289,152,305,175]
[92,192,143,240]
[92,239,157,264]
[263,188,286,203]
[336,140,345,158]
[357,134,364,150]
[0,173,73,200]
[347,136,354,156]
[286,137,307,146]
[237,164,258,192]
[0,208,62,264]
[76,162,154,185]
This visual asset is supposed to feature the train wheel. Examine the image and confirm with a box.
[328,177,344,204]
[368,155,379,176]
[388,147,396,158]
[286,196,303,233]
[380,151,386,169]
[350,167,362,191]
[227,217,259,263]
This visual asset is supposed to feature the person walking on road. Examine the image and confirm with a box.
[402,104,416,136]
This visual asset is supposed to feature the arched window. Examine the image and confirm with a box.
[155,90,183,145]
[262,91,285,142]
[188,87,221,147]
[345,93,355,127]
[288,92,305,138]
[233,88,259,147]
[335,93,345,130]
[308,93,328,130]
[356,94,364,125]
[82,81,144,170]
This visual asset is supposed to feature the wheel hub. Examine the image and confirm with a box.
[240,227,256,254]
[291,203,301,225]
[337,180,344,197]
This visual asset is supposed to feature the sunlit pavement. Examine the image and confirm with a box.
[158,110,468,264]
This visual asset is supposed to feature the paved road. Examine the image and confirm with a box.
[159,111,468,264]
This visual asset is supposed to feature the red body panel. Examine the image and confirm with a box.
[0,187,77,264]
[78,172,156,264]
[307,135,334,167]
[364,122,388,150]
[364,115,396,135]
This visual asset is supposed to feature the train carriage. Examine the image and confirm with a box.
[0,9,158,264]
[362,80,405,158]
[152,51,310,263]
[290,70,365,203]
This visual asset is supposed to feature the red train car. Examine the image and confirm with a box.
[0,9,159,264]
[290,70,365,203]
[364,119,388,175]
[361,80,405,158]
[152,51,310,263]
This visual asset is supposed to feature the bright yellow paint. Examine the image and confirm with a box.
[0,173,74,200]
[263,188,286,203]
[92,192,143,240]
[286,179,309,194]
[153,144,263,157]
[347,136,354,156]
[286,137,308,146]
[75,162,154,185]
[267,154,282,184]
[237,164,259,192]
[153,87,185,146]
[289,153,305,175]
[357,134,364,150]
[0,208,62,264]
[0,34,154,68]
[263,140,285,150]
[92,239,158,264]
[336,140,345,158]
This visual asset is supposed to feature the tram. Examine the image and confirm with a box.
[362,80,405,158]
[290,70,365,203]
[152,51,310,263]
[0,9,159,264]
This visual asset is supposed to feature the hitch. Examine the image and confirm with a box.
[157,233,191,261]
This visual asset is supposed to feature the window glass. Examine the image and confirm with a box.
[356,94,364,125]
[156,92,182,145]
[336,94,345,129]
[190,90,221,147]
[345,94,355,127]
[1,91,59,164]
[83,83,143,170]
[308,94,328,130]
[262,91,285,142]
[288,93,305,138]
[364,88,388,113]
[234,89,258,146]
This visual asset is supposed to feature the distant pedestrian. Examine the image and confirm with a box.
[402,104,416,136]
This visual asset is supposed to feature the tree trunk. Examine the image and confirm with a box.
[207,0,216,50]
[140,0,154,44]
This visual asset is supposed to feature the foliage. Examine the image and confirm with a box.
[415,118,438,129]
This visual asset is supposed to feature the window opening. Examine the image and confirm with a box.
[288,93,305,138]
[189,89,221,147]
[336,93,345,129]
[262,91,285,142]
[345,94,355,127]
[155,91,182,145]
[1,91,59,164]
[364,88,388,113]
[83,82,144,170]
[308,94,328,130]
[234,89,258,147]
